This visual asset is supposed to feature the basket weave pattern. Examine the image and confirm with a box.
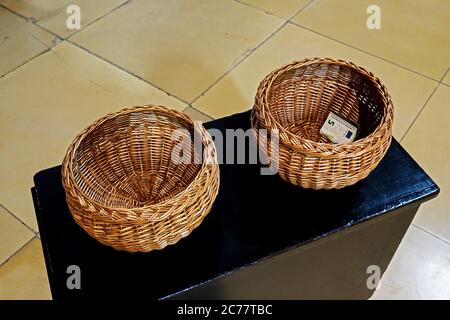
[62,105,219,252]
[252,58,394,189]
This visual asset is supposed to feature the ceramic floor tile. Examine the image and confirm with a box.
[0,41,186,231]
[401,85,450,243]
[194,24,436,139]
[371,226,450,299]
[238,0,311,19]
[70,0,284,102]
[0,238,51,300]
[292,0,450,80]
[182,107,213,123]
[38,0,128,39]
[0,0,70,21]
[0,206,34,265]
[0,6,56,76]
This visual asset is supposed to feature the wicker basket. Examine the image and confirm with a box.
[62,105,219,252]
[252,57,394,189]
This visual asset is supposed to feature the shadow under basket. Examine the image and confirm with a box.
[61,105,220,252]
[252,57,394,189]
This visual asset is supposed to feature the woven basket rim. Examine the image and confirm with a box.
[257,57,394,156]
[62,105,217,219]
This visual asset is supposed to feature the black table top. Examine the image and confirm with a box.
[32,111,439,300]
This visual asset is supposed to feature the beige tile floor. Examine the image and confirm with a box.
[0,0,449,300]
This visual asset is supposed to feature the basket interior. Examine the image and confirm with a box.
[71,110,203,208]
[267,62,386,143]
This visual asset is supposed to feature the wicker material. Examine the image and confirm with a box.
[252,57,394,189]
[62,105,219,252]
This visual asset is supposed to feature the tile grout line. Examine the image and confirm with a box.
[234,0,315,21]
[0,3,62,80]
[409,74,450,246]
[3,0,445,96]
[234,0,286,19]
[2,1,180,107]
[24,29,55,51]
[66,0,132,40]
[0,3,60,41]
[0,3,30,21]
[36,0,287,109]
[441,65,450,81]
[184,105,215,120]
[189,0,315,108]
[399,66,450,142]
[0,235,37,269]
[66,39,191,106]
[412,224,450,246]
[0,0,131,80]
[1,0,131,40]
[399,83,440,143]
[0,203,38,235]
[189,26,286,105]
[289,21,442,84]
[0,48,52,80]
[438,66,450,87]
[4,0,276,111]
[287,0,315,21]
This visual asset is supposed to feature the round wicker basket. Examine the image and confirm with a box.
[252,57,394,189]
[62,105,219,252]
